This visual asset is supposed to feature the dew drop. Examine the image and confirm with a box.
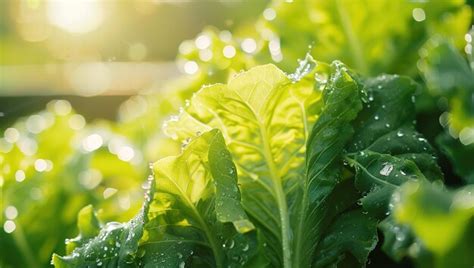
[181,137,192,149]
[379,163,394,176]
[417,137,427,142]
[315,72,328,90]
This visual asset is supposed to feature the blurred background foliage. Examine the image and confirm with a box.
[0,0,473,267]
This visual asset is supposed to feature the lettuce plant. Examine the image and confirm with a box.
[53,55,448,267]
[261,0,471,75]
[2,1,473,267]
[0,102,146,267]
[418,34,474,184]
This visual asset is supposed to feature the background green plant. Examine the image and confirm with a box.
[1,0,473,267]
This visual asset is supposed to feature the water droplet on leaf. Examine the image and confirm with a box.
[379,163,394,176]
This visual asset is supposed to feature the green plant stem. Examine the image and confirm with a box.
[166,175,223,268]
[193,208,223,268]
[259,124,292,268]
[293,186,308,267]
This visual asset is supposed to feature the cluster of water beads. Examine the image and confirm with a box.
[61,175,154,265]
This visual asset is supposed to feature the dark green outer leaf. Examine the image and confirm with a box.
[345,75,443,218]
[313,209,378,268]
[315,73,444,265]
[419,38,474,185]
[437,132,474,184]
[294,61,364,267]
[378,217,417,262]
[419,39,474,96]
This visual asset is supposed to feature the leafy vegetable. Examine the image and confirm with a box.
[164,60,322,267]
[0,102,145,267]
[52,176,153,267]
[313,209,378,267]
[346,75,443,216]
[141,129,256,267]
[418,36,474,185]
[321,72,443,266]
[261,0,471,75]
[296,60,364,267]
[389,181,474,267]
[53,53,450,267]
[2,1,473,267]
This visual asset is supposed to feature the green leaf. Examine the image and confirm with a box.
[1,102,145,268]
[64,205,100,254]
[294,60,364,267]
[303,68,442,268]
[313,209,378,267]
[140,129,255,268]
[419,38,474,185]
[437,133,474,184]
[419,38,473,96]
[164,61,322,267]
[418,37,474,128]
[325,74,445,266]
[52,177,155,267]
[164,59,377,267]
[391,181,474,267]
[345,75,443,217]
[378,217,416,262]
[208,131,255,233]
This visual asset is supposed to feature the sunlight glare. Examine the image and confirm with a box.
[47,0,104,34]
